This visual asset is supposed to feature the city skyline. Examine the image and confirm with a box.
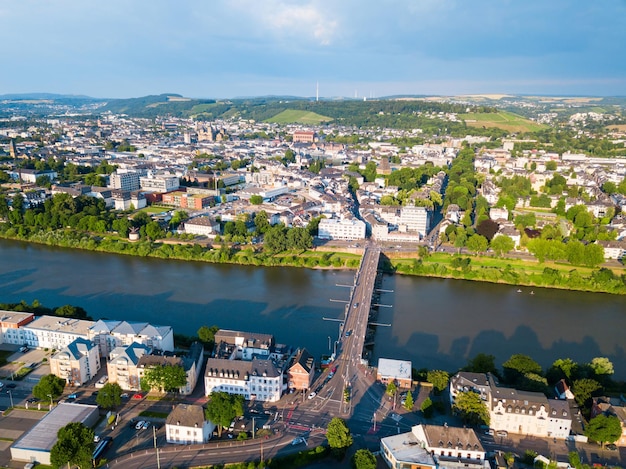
[0,0,625,99]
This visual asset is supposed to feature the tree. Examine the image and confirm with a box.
[385,381,397,397]
[421,396,434,418]
[404,390,414,411]
[145,221,165,241]
[464,353,497,374]
[141,363,188,393]
[50,422,95,469]
[453,391,490,426]
[352,448,377,469]
[198,325,219,346]
[54,304,89,319]
[33,374,66,401]
[466,234,488,254]
[490,235,515,256]
[205,391,244,437]
[250,195,263,205]
[475,219,499,241]
[96,382,122,409]
[585,414,622,447]
[590,357,614,376]
[572,378,602,408]
[254,210,270,235]
[502,354,542,383]
[326,417,353,453]
[427,370,450,394]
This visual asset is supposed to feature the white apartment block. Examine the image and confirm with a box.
[90,319,174,360]
[399,205,430,237]
[204,358,282,402]
[22,316,95,350]
[0,311,35,345]
[140,174,180,193]
[109,171,142,191]
[50,338,101,386]
[318,218,366,240]
[183,217,220,236]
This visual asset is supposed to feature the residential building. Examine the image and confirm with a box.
[89,319,174,360]
[180,342,205,396]
[288,348,315,391]
[204,357,282,402]
[214,330,274,361]
[49,338,101,386]
[109,171,142,191]
[166,404,216,444]
[107,343,152,391]
[292,131,316,143]
[318,218,366,240]
[399,205,430,237]
[137,354,187,393]
[140,173,180,193]
[591,397,626,446]
[22,316,94,350]
[0,311,35,345]
[183,216,220,236]
[377,358,412,389]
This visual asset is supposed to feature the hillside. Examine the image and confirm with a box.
[100,94,216,117]
[265,109,332,124]
[458,111,547,133]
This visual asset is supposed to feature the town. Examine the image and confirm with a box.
[1,95,626,469]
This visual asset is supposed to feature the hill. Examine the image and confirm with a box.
[265,109,332,124]
[458,111,547,133]
[100,94,216,117]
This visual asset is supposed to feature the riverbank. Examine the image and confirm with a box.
[1,229,625,295]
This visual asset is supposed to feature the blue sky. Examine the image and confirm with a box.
[1,0,625,98]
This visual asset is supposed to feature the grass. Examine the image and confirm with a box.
[458,111,546,133]
[265,109,333,124]
[0,350,11,367]
[139,410,169,418]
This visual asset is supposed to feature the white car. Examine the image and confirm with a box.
[135,420,145,430]
[307,391,316,400]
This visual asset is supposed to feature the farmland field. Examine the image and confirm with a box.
[459,111,546,133]
[265,109,333,124]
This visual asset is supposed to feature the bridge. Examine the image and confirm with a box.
[312,245,391,415]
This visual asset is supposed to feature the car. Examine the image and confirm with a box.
[121,393,129,399]
[307,391,316,400]
[606,444,618,451]
[135,420,145,430]
[68,393,78,399]
[345,330,352,337]
[91,391,99,396]
[24,463,36,469]
[94,435,101,443]
[142,421,150,430]
[496,430,508,438]
[133,393,143,399]
[485,429,495,436]
[353,303,359,308]
[6,383,16,389]
[27,397,40,403]
[291,437,306,446]
[249,409,259,414]
[19,346,28,353]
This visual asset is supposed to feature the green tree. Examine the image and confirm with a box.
[33,374,66,401]
[490,235,515,256]
[590,357,614,376]
[263,224,288,253]
[421,396,434,418]
[502,354,542,383]
[145,221,165,241]
[464,353,497,374]
[326,417,353,453]
[427,370,450,394]
[205,391,245,437]
[453,391,490,426]
[585,414,622,447]
[54,304,89,319]
[198,325,219,346]
[141,363,187,393]
[466,234,488,254]
[572,378,602,408]
[404,390,414,411]
[254,210,270,235]
[352,448,376,469]
[96,382,123,409]
[385,381,397,397]
[250,195,263,205]
[50,422,95,469]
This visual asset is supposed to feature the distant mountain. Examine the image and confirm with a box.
[100,94,216,117]
[0,92,101,101]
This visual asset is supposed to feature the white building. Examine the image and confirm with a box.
[166,404,215,444]
[22,316,94,350]
[0,311,35,345]
[318,218,366,240]
[140,174,180,193]
[183,217,221,236]
[204,358,282,402]
[399,205,430,237]
[89,319,174,359]
[109,171,144,191]
[214,330,274,361]
[49,338,101,386]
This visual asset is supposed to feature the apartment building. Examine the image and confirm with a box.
[214,330,274,361]
[183,216,220,236]
[109,171,143,191]
[107,342,152,391]
[318,218,366,240]
[22,316,94,350]
[204,358,282,402]
[166,404,216,444]
[49,338,101,386]
[0,311,35,345]
[89,319,174,359]
[288,348,315,391]
[139,174,180,193]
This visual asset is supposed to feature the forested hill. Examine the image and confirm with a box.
[99,94,216,117]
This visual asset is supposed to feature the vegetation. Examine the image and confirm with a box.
[585,414,622,447]
[265,109,332,124]
[140,363,188,393]
[50,422,95,469]
[352,449,377,469]
[427,370,450,394]
[452,391,490,426]
[33,374,66,401]
[326,417,353,456]
[205,391,245,437]
[96,382,123,409]
[458,111,546,133]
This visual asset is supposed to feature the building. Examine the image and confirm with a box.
[288,348,315,391]
[183,216,221,236]
[89,319,174,360]
[449,372,573,439]
[137,354,188,393]
[204,358,282,402]
[22,316,94,350]
[140,174,180,193]
[381,424,488,469]
[292,131,316,143]
[180,342,205,396]
[107,342,152,391]
[162,190,214,210]
[0,311,35,345]
[214,330,274,361]
[10,403,99,465]
[49,338,101,386]
[591,397,626,446]
[109,171,142,191]
[166,404,216,444]
[318,218,366,240]
[377,358,412,389]
[399,205,430,237]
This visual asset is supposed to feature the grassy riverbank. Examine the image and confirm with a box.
[1,229,625,295]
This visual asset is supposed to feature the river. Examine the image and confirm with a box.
[1,239,625,379]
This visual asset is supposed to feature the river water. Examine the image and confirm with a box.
[1,239,625,379]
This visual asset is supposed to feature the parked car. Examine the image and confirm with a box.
[142,421,150,430]
[120,393,129,399]
[606,444,618,451]
[496,430,508,438]
[68,393,78,399]
[135,420,145,430]
[307,391,316,400]
[132,393,144,400]
[6,383,16,389]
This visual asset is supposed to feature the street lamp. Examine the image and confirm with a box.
[47,394,53,409]
[7,390,14,409]
[328,336,331,353]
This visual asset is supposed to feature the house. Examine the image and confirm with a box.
[377,358,412,389]
[318,218,366,240]
[555,379,575,400]
[204,357,282,402]
[107,342,152,391]
[183,216,220,236]
[214,330,274,361]
[288,348,315,391]
[449,372,494,403]
[591,397,626,446]
[49,338,101,386]
[166,404,215,444]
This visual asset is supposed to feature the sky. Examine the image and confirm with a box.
[1,0,625,99]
